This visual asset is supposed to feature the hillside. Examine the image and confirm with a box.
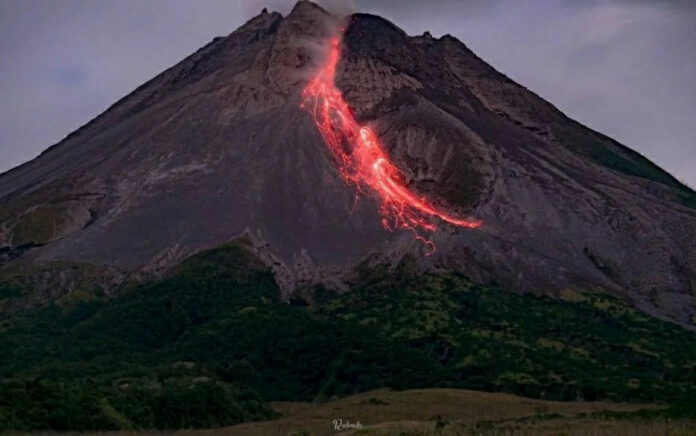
[0,1,694,326]
[1,242,695,431]
[1,1,695,432]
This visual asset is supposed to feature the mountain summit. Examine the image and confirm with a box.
[1,1,695,325]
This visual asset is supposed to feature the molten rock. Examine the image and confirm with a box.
[0,1,695,326]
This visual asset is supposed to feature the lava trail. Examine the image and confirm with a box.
[301,34,481,252]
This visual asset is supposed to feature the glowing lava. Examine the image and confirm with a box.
[301,35,481,252]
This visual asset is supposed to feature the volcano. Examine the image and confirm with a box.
[1,1,695,326]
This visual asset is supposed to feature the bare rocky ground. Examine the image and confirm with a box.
[0,1,695,326]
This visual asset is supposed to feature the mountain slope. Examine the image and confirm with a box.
[2,242,696,430]
[0,1,695,325]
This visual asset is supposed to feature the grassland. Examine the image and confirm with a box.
[16,389,695,435]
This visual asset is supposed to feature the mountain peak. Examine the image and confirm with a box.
[238,7,283,33]
[0,4,694,327]
[289,0,329,17]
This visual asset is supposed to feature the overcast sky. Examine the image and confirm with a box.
[0,0,694,187]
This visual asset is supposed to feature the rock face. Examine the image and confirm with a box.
[1,1,695,324]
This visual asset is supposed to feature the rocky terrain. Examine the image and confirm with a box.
[1,1,695,326]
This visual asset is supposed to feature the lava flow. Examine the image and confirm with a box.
[301,35,481,252]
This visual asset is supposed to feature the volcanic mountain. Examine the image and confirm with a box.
[1,1,695,325]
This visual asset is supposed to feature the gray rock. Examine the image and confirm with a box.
[0,2,694,326]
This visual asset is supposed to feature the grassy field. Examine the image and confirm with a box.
[18,388,694,436]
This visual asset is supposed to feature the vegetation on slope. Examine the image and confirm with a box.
[555,122,696,209]
[1,242,695,431]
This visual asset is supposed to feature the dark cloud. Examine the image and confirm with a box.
[0,0,694,187]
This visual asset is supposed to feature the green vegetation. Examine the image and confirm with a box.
[679,190,696,209]
[0,260,107,313]
[8,203,75,246]
[0,282,22,299]
[557,123,672,186]
[1,243,695,431]
[556,122,696,209]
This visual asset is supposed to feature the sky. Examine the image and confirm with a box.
[0,0,694,187]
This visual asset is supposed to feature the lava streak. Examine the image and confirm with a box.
[301,35,481,252]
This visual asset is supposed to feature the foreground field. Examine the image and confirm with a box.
[223,389,693,436]
[35,388,690,436]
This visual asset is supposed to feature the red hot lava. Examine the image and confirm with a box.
[301,35,481,252]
